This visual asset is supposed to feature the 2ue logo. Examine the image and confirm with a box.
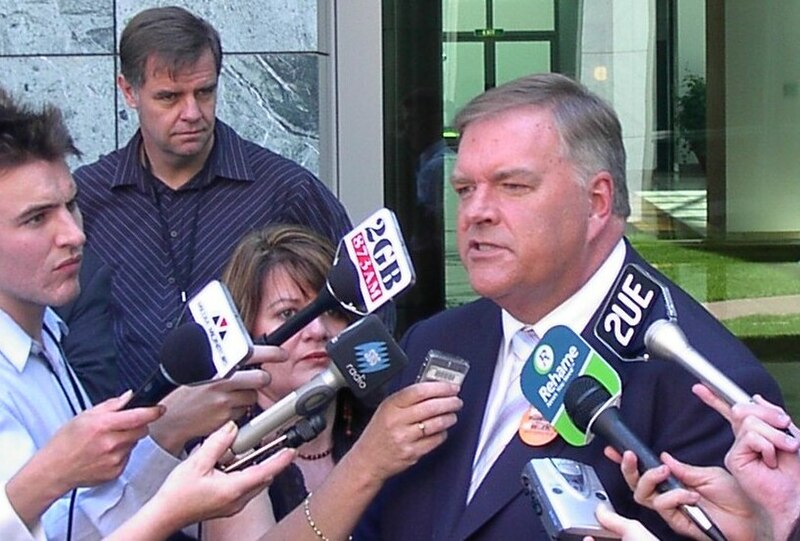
[212,316,228,340]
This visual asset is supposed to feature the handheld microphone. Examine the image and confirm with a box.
[644,319,751,407]
[223,413,327,472]
[520,325,621,446]
[254,208,416,346]
[126,321,215,409]
[564,375,728,541]
[231,314,407,454]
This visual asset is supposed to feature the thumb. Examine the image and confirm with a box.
[660,451,715,488]
[594,503,628,530]
[191,422,238,470]
[93,389,135,412]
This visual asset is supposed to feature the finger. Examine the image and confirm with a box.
[408,396,463,422]
[245,447,295,483]
[191,422,239,470]
[619,450,641,490]
[633,465,672,506]
[414,413,459,438]
[388,382,460,409]
[732,401,794,435]
[594,504,637,535]
[651,487,701,514]
[727,429,779,470]
[96,405,165,431]
[248,345,288,366]
[91,389,135,412]
[219,389,260,411]
[604,445,623,464]
[217,369,272,391]
[740,414,799,454]
[692,383,733,423]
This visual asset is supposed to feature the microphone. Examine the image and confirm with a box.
[564,375,728,541]
[253,208,416,346]
[231,314,407,454]
[644,319,751,407]
[593,263,677,362]
[519,325,622,446]
[126,321,215,409]
[222,413,327,472]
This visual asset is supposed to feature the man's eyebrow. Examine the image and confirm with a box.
[16,202,56,222]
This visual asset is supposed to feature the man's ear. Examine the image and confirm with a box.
[587,171,614,239]
[117,74,139,109]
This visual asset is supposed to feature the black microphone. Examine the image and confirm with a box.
[253,208,415,346]
[231,314,407,454]
[564,375,727,541]
[126,322,215,409]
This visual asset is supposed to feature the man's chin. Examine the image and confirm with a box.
[51,282,81,307]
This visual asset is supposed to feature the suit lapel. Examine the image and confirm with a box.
[454,431,566,539]
[431,305,503,540]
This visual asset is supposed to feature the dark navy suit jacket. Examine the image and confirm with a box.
[55,246,119,404]
[358,242,783,540]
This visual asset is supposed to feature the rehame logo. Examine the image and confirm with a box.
[533,345,555,374]
[537,345,579,408]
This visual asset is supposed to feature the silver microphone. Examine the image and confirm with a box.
[644,319,752,406]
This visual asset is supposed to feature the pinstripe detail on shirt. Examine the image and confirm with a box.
[74,120,352,389]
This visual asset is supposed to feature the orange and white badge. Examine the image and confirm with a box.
[518,406,558,447]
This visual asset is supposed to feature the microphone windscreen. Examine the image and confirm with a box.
[564,375,612,432]
[327,245,364,312]
[159,322,216,385]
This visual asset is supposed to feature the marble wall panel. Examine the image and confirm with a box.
[0,1,324,175]
[0,0,114,54]
[116,0,319,53]
[0,56,117,168]
[116,53,322,174]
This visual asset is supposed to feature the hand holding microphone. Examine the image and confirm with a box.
[231,314,408,455]
[564,376,728,541]
[608,448,761,541]
[126,321,216,409]
[519,325,726,541]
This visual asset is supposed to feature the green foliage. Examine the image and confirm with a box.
[676,74,707,166]
[677,75,706,134]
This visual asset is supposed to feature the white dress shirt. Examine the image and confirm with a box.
[0,307,179,540]
[467,239,627,502]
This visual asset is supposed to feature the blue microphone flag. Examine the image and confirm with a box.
[520,325,621,446]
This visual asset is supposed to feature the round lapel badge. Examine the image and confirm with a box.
[518,406,558,446]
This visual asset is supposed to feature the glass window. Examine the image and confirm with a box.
[496,41,551,85]
[383,1,799,418]
[494,0,554,32]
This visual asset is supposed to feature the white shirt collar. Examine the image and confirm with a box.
[0,307,67,373]
[501,238,627,348]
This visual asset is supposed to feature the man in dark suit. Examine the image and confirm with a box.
[358,73,782,540]
[55,246,119,404]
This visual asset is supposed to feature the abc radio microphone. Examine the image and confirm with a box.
[521,326,726,541]
[231,314,407,455]
[254,208,416,347]
[126,321,215,409]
